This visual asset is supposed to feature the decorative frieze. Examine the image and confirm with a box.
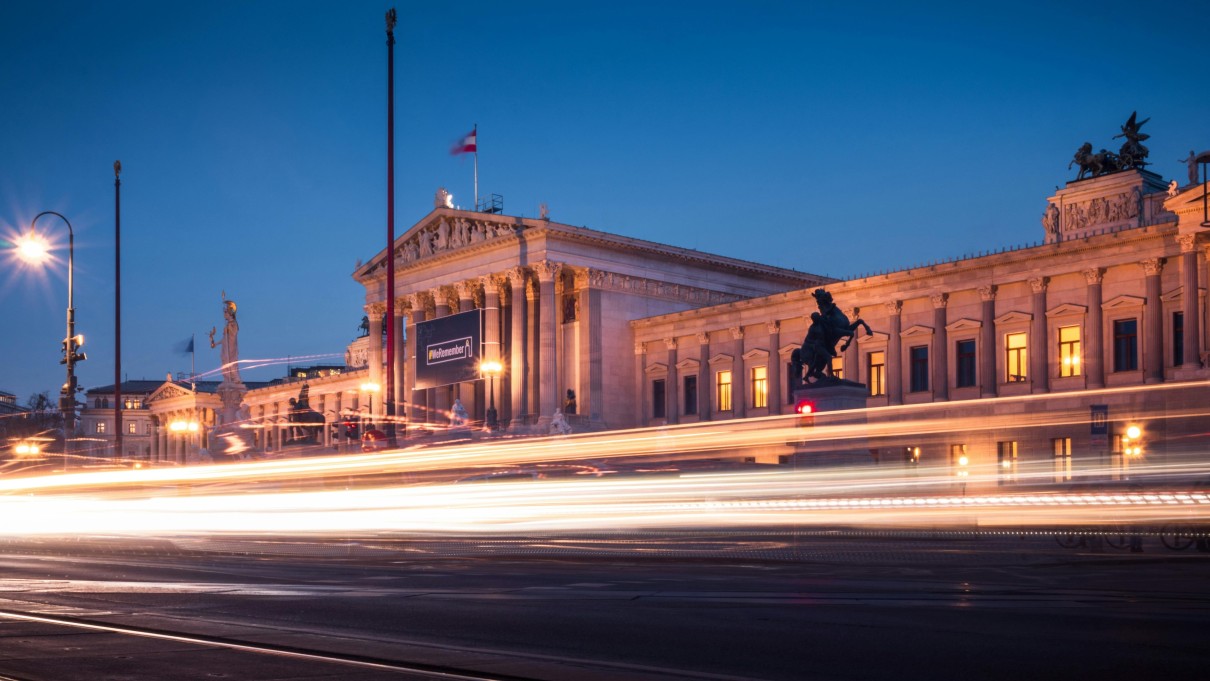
[394,216,518,267]
[1062,190,1140,233]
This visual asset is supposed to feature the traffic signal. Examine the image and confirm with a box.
[794,399,815,428]
[60,334,86,365]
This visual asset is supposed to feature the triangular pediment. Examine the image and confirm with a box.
[1046,303,1087,318]
[742,348,769,362]
[994,310,1032,325]
[644,362,669,375]
[945,318,982,332]
[707,353,734,366]
[1161,286,1206,302]
[356,208,529,279]
[900,324,934,338]
[675,358,701,372]
[857,331,889,345]
[1103,294,1145,310]
[147,382,193,403]
[778,343,800,357]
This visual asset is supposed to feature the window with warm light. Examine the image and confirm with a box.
[128,422,136,434]
[1006,332,1028,382]
[1053,437,1072,482]
[750,366,767,409]
[1058,325,1081,377]
[867,351,886,396]
[96,422,106,434]
[830,356,844,380]
[716,370,732,412]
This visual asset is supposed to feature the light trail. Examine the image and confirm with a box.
[0,382,1207,538]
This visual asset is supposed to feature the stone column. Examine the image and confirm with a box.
[635,342,647,425]
[366,303,385,417]
[1083,269,1105,389]
[481,275,502,421]
[842,307,860,384]
[886,300,903,405]
[665,338,678,424]
[453,281,475,405]
[576,269,604,423]
[731,327,746,418]
[1029,277,1049,393]
[979,286,997,397]
[1178,235,1202,367]
[405,293,426,427]
[1142,258,1165,383]
[431,287,452,422]
[930,295,949,401]
[697,332,711,421]
[766,321,781,414]
[534,261,560,426]
[392,298,406,427]
[506,268,529,429]
[526,277,540,418]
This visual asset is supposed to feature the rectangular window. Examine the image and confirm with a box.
[997,441,1018,485]
[683,375,698,415]
[830,356,844,381]
[1053,437,1072,482]
[909,345,929,392]
[1113,319,1138,372]
[128,422,137,434]
[956,339,977,388]
[1174,311,1184,367]
[716,370,732,412]
[96,422,106,434]
[867,351,886,397]
[751,366,768,409]
[652,379,666,419]
[1005,332,1028,382]
[1058,325,1081,377]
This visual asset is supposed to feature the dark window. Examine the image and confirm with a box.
[1113,319,1138,372]
[956,339,977,388]
[683,375,698,415]
[785,362,796,404]
[1174,311,1184,367]
[652,379,666,419]
[909,345,929,392]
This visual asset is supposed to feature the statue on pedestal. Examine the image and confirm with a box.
[791,289,872,386]
[1114,111,1150,170]
[208,292,241,384]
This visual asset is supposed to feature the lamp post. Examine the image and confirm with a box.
[479,360,502,431]
[17,211,85,467]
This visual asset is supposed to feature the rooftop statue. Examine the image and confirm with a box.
[1069,142,1119,180]
[791,289,872,386]
[208,292,241,384]
[1114,111,1150,170]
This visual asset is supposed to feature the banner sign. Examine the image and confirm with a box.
[414,309,482,389]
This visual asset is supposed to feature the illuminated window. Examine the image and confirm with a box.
[127,422,137,434]
[683,375,698,415]
[652,379,666,419]
[1005,332,1028,382]
[909,346,929,392]
[1113,319,1137,372]
[997,441,1018,485]
[867,351,885,396]
[950,444,968,479]
[956,339,976,388]
[1058,326,1081,377]
[751,366,768,409]
[716,370,732,412]
[1053,437,1072,482]
[1173,311,1184,367]
[96,421,106,434]
[830,356,844,380]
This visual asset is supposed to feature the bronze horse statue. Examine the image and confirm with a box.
[791,289,873,385]
[287,383,324,445]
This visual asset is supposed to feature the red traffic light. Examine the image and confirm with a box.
[794,400,815,415]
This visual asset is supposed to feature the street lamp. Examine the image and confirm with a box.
[360,382,381,431]
[16,211,85,466]
[479,360,503,431]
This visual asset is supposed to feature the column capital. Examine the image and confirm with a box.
[1028,276,1048,293]
[696,332,710,345]
[393,297,410,314]
[479,273,504,295]
[635,341,646,356]
[455,280,476,300]
[573,267,593,289]
[1140,257,1165,276]
[665,337,677,351]
[1082,267,1104,285]
[842,307,859,322]
[506,266,528,288]
[365,302,386,316]
[532,260,562,283]
[1177,233,1199,253]
[885,300,902,315]
[729,326,745,340]
[978,285,997,301]
[766,320,780,335]
[930,293,948,309]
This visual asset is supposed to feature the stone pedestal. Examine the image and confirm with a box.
[212,380,254,459]
[790,379,870,467]
[793,379,868,412]
[1045,169,1171,243]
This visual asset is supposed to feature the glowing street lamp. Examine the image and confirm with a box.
[16,211,85,466]
[360,382,381,430]
[480,360,503,431]
[1122,424,1144,457]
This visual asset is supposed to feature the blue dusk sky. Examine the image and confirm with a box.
[1,0,1207,405]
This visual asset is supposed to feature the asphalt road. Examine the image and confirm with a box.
[0,530,1207,680]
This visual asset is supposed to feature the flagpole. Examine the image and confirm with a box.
[191,333,196,380]
[473,123,478,209]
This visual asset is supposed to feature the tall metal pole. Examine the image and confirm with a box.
[31,211,78,468]
[384,8,398,447]
[114,160,123,461]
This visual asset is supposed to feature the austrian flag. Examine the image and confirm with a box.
[450,129,476,155]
